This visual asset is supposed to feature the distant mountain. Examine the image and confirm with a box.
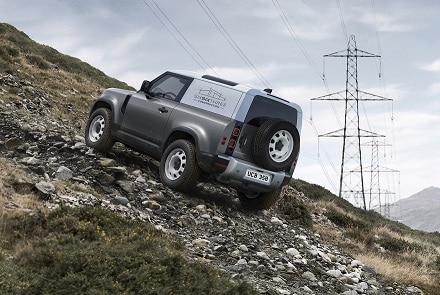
[389,186,440,232]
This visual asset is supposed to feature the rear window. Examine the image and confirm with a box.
[244,95,297,124]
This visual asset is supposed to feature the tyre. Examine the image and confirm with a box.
[85,108,114,153]
[159,139,201,192]
[252,119,300,171]
[238,187,282,210]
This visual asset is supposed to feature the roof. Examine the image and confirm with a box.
[170,70,252,93]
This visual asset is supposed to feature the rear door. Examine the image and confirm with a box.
[121,73,191,145]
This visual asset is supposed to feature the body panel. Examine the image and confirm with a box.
[87,70,303,194]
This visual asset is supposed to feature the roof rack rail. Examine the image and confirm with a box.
[202,75,238,86]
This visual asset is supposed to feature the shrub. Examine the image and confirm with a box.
[435,255,440,271]
[0,48,11,62]
[325,209,357,228]
[290,178,333,200]
[277,187,313,227]
[0,59,13,74]
[0,45,19,58]
[25,54,50,70]
[0,207,256,295]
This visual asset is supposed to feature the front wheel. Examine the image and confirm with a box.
[159,140,201,192]
[238,187,283,210]
[85,108,114,153]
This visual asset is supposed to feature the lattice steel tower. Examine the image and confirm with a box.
[362,139,399,216]
[312,35,391,209]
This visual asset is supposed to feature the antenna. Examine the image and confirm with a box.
[311,35,393,209]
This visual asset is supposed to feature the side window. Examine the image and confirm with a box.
[148,74,190,101]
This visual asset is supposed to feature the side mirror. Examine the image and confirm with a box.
[139,80,150,93]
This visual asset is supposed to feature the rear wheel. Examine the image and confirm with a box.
[238,187,283,210]
[85,108,114,153]
[252,119,300,171]
[159,140,201,192]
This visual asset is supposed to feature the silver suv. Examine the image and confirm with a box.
[85,71,302,209]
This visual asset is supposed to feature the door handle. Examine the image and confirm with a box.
[158,107,168,113]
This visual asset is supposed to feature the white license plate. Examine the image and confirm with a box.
[244,169,271,184]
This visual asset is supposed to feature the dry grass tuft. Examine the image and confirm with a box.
[356,251,435,289]
[290,179,440,294]
[0,158,40,215]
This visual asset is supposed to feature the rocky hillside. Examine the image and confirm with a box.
[1,23,439,294]
[389,187,440,232]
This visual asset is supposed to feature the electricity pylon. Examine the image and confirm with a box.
[311,35,392,209]
[361,139,399,216]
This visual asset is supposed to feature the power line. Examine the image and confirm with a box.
[309,118,338,192]
[141,0,216,75]
[271,0,345,187]
[370,0,399,202]
[335,0,349,43]
[370,0,382,57]
[271,0,323,82]
[196,0,272,88]
[271,0,343,128]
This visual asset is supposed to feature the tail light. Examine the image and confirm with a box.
[225,125,241,154]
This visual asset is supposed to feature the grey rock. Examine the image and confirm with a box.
[326,269,342,278]
[286,248,300,257]
[92,170,115,185]
[113,196,129,206]
[116,180,135,193]
[143,200,161,210]
[302,271,317,281]
[21,156,41,165]
[149,191,165,202]
[5,137,24,149]
[256,251,270,261]
[0,102,426,295]
[99,158,117,167]
[55,166,73,180]
[192,238,210,247]
[104,166,127,175]
[35,181,55,195]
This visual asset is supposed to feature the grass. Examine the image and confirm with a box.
[0,22,135,134]
[357,252,434,289]
[1,20,439,294]
[290,178,440,294]
[0,158,39,214]
[0,159,255,294]
[0,206,256,295]
[0,24,256,294]
[0,23,132,90]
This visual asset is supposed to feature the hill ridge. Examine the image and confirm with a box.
[1,22,439,294]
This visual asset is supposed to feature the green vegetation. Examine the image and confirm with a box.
[0,22,136,131]
[1,21,439,294]
[276,186,312,227]
[25,54,50,70]
[0,23,132,89]
[0,207,255,295]
[290,178,440,294]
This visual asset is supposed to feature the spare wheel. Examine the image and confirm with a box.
[252,118,300,171]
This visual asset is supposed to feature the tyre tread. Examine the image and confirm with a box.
[85,108,114,153]
[159,139,201,192]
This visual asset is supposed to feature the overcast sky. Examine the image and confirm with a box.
[1,0,439,207]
